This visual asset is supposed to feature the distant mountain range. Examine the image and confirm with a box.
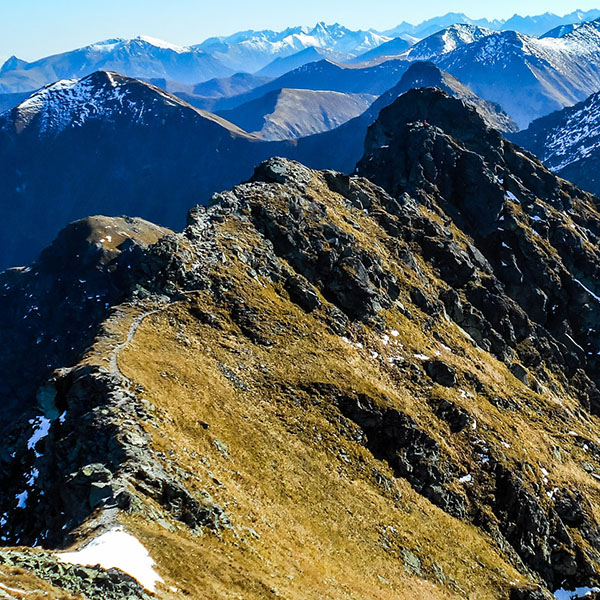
[256,47,351,78]
[0,64,519,269]
[4,10,600,267]
[195,22,390,72]
[0,36,233,94]
[287,60,519,177]
[347,37,412,64]
[3,14,600,135]
[435,22,600,127]
[3,10,600,97]
[385,9,600,38]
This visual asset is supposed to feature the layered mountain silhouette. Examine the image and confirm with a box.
[3,13,600,135]
[0,63,522,270]
[0,36,233,94]
[217,87,375,140]
[385,9,600,38]
[4,87,600,600]
[206,58,410,111]
[348,37,412,64]
[287,61,519,175]
[0,62,526,270]
[256,47,352,78]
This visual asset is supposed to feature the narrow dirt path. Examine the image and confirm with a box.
[109,308,160,384]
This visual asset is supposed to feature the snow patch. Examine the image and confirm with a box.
[136,35,187,53]
[58,528,164,591]
[15,490,28,509]
[575,278,600,303]
[27,416,51,457]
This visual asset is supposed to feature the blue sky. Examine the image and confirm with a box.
[0,1,598,62]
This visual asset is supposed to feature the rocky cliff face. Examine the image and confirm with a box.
[3,89,600,600]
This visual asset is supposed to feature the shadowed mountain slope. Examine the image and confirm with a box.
[0,71,279,269]
[512,91,600,197]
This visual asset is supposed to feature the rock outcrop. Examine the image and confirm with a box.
[358,88,600,415]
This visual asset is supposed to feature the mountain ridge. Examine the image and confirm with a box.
[216,87,376,140]
[3,10,600,96]
[436,24,600,127]
[385,9,600,38]
[3,88,600,599]
[0,37,234,94]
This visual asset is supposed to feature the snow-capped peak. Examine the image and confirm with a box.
[6,72,191,135]
[134,35,188,53]
[82,36,190,54]
[403,24,494,61]
[11,73,123,133]
[194,23,391,72]
[5,71,242,137]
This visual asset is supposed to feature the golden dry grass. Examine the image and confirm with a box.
[35,172,600,599]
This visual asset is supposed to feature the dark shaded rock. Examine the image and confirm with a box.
[306,383,466,519]
[511,363,529,385]
[553,489,587,528]
[229,297,273,346]
[189,306,223,328]
[510,587,552,600]
[285,275,321,312]
[429,397,470,433]
[425,360,457,387]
